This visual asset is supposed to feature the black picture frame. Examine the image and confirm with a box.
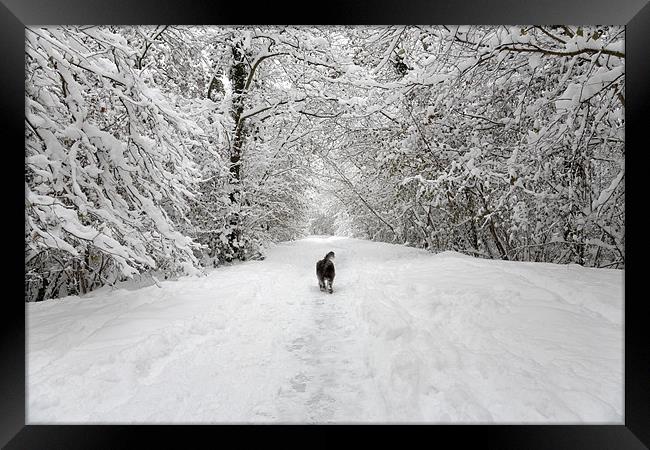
[3,0,648,448]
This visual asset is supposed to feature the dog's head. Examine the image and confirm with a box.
[325,251,335,261]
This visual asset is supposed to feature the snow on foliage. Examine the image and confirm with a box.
[26,26,207,301]
[320,26,624,268]
[26,25,625,302]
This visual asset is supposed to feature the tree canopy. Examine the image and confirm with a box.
[25,25,625,301]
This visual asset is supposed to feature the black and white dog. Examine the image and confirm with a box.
[316,251,336,294]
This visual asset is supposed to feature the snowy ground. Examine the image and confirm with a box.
[27,236,623,423]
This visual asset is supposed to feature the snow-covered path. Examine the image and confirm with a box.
[27,236,623,423]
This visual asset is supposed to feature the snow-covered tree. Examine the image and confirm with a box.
[25,25,625,302]
[25,26,210,301]
[321,25,624,268]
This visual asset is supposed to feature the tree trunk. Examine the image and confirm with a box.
[226,41,249,261]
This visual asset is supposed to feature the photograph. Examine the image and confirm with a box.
[23,24,626,425]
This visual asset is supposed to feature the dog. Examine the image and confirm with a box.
[316,251,335,294]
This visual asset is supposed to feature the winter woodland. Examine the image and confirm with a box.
[25,25,624,303]
[25,25,625,424]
